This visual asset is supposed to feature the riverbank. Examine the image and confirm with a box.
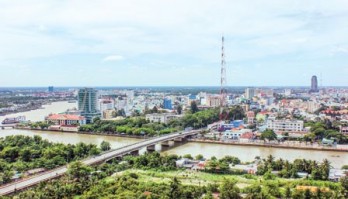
[187,139,348,152]
[14,127,348,153]
[0,99,73,117]
[0,101,77,122]
[14,127,146,139]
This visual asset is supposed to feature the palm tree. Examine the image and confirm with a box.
[321,159,331,180]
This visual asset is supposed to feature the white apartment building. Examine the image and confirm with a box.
[145,113,183,124]
[245,88,255,100]
[266,119,304,132]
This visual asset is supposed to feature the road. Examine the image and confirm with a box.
[0,129,200,196]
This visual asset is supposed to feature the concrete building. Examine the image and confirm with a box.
[99,99,115,118]
[246,111,255,124]
[284,89,292,96]
[309,75,319,93]
[78,88,100,123]
[245,88,255,100]
[46,114,86,126]
[266,119,304,132]
[103,109,116,119]
[206,95,220,107]
[163,98,172,110]
[307,101,321,113]
[145,113,182,124]
[48,86,54,92]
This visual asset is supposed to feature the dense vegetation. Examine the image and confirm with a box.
[256,155,332,180]
[79,108,220,136]
[0,135,101,185]
[7,152,348,199]
[304,120,348,144]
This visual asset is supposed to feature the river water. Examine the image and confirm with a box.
[0,101,77,122]
[0,102,347,168]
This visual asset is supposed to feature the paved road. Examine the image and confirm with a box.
[0,130,200,196]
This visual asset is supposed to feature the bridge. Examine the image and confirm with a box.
[0,129,202,196]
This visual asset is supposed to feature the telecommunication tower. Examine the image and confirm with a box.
[220,36,227,120]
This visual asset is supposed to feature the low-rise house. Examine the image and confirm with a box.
[223,129,252,140]
[46,114,86,126]
[231,164,257,174]
[192,161,208,171]
[239,132,255,142]
[175,158,199,169]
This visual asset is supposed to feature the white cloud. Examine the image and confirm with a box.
[102,55,124,62]
[1,0,348,86]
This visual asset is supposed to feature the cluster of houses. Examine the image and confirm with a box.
[175,158,258,174]
[175,158,347,181]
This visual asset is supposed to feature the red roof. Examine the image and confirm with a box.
[47,114,85,121]
[240,132,254,139]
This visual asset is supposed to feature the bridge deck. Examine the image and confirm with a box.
[0,130,200,196]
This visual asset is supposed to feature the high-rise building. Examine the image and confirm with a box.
[206,95,220,107]
[310,75,319,93]
[48,86,54,92]
[245,88,255,100]
[163,98,172,110]
[78,88,100,123]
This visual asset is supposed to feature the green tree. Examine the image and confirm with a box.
[340,176,348,198]
[190,101,199,113]
[177,105,183,115]
[261,129,277,142]
[100,141,111,151]
[219,179,241,199]
[195,154,204,160]
[169,177,181,199]
[67,161,92,182]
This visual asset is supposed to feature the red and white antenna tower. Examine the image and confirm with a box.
[220,36,227,120]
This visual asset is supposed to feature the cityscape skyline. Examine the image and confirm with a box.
[1,0,348,87]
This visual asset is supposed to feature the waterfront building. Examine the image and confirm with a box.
[46,114,86,126]
[309,75,319,93]
[163,98,172,110]
[266,119,304,132]
[245,88,255,100]
[78,88,100,123]
[223,129,252,139]
[219,120,245,131]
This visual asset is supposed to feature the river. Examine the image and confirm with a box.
[0,101,77,122]
[0,102,347,168]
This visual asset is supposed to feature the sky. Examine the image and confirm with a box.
[0,0,348,87]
